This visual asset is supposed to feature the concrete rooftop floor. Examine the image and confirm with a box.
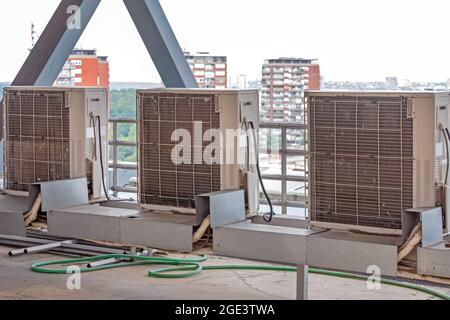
[0,246,448,300]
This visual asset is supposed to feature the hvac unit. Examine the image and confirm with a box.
[137,88,260,215]
[307,91,450,233]
[3,87,109,200]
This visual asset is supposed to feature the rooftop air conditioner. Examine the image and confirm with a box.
[3,87,109,200]
[306,91,450,234]
[137,88,260,215]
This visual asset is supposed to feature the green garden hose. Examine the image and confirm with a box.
[31,254,450,300]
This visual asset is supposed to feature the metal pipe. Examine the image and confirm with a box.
[23,241,73,255]
[1,235,131,257]
[2,239,127,257]
[139,249,153,257]
[87,258,122,268]
[62,243,128,255]
[8,248,26,257]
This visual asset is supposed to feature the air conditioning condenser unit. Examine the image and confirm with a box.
[3,87,109,200]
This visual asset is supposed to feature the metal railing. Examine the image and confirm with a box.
[259,122,308,215]
[108,119,308,214]
[108,118,138,196]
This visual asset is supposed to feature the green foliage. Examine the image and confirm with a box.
[117,146,137,163]
[109,89,138,162]
[110,89,136,119]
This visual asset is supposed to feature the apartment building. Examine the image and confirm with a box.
[261,58,320,123]
[184,52,227,89]
[55,49,110,87]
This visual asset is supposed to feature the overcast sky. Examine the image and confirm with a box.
[0,0,449,83]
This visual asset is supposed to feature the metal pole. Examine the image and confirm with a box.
[23,240,74,255]
[297,264,309,300]
[87,258,122,268]
[1,235,129,256]
[281,126,288,214]
[8,248,26,257]
[112,120,118,197]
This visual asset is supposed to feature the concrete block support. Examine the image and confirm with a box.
[47,205,140,243]
[306,230,399,276]
[214,221,400,277]
[418,243,450,278]
[214,222,323,265]
[120,212,194,252]
[47,205,196,252]
[252,215,309,229]
[0,212,26,237]
[0,195,35,236]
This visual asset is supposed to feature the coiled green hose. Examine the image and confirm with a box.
[31,254,450,300]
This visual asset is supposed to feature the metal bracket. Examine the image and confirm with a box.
[29,178,89,212]
[403,207,444,247]
[196,190,246,228]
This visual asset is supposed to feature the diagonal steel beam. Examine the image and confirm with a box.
[2,0,195,141]
[123,0,198,88]
[1,0,101,141]
[12,0,101,86]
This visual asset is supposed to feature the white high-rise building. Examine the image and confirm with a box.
[260,58,321,123]
[184,52,227,89]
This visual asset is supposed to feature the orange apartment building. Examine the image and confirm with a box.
[55,49,110,87]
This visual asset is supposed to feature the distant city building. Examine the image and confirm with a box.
[323,81,386,91]
[386,76,398,90]
[184,52,227,89]
[55,49,110,87]
[247,79,262,90]
[261,57,320,123]
[400,79,410,88]
[235,74,248,89]
[323,80,450,91]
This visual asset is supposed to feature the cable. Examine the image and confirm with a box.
[443,128,450,185]
[30,253,450,300]
[95,116,135,202]
[248,121,274,223]
[89,116,98,161]
[95,116,112,201]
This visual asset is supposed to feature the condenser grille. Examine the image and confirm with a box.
[309,95,413,229]
[138,92,221,209]
[4,90,71,191]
